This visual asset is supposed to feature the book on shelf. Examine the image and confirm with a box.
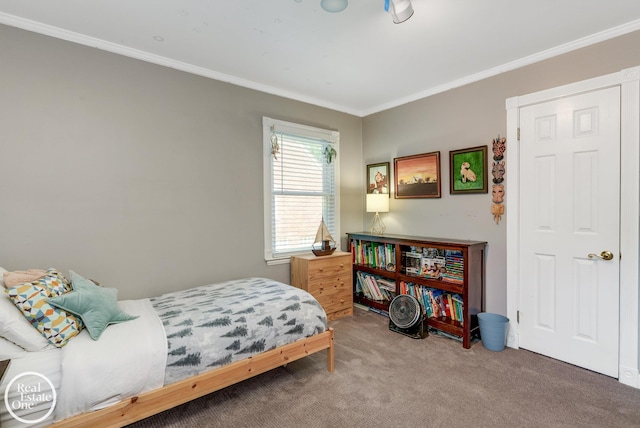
[401,246,465,283]
[355,271,376,300]
[376,278,396,292]
[442,249,464,283]
[420,255,446,279]
[451,294,464,321]
[351,239,396,271]
[356,271,395,302]
[404,251,422,274]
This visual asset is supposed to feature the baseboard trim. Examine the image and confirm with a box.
[619,365,639,388]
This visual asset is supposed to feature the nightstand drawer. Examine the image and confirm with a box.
[319,297,352,321]
[307,258,350,281]
[309,280,350,302]
[307,274,351,294]
[290,251,353,321]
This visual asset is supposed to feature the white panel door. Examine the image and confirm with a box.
[518,87,620,377]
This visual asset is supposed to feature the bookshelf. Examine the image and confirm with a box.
[347,232,486,349]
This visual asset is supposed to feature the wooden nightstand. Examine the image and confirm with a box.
[291,251,353,321]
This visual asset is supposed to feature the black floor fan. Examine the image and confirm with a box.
[388,294,427,339]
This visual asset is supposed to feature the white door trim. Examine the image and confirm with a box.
[506,66,640,389]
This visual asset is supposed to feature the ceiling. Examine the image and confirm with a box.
[2,1,640,117]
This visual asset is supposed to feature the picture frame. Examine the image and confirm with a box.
[394,151,441,199]
[366,162,390,196]
[449,145,488,194]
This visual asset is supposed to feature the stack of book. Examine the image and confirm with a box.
[355,271,397,301]
[351,240,396,271]
[441,249,464,284]
[399,281,464,324]
[401,247,465,285]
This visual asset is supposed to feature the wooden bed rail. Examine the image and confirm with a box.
[50,328,334,428]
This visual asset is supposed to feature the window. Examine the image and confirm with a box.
[263,117,340,264]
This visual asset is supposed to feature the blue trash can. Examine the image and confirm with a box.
[478,312,509,352]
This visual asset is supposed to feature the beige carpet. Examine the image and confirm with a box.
[127,308,640,428]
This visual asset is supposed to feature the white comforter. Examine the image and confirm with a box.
[0,348,62,428]
[1,299,166,427]
[53,298,167,422]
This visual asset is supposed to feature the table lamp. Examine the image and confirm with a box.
[366,194,389,235]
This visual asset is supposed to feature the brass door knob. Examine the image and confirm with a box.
[587,251,614,261]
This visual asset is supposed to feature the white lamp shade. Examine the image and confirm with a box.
[366,194,390,213]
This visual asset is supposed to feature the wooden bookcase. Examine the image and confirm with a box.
[346,232,486,349]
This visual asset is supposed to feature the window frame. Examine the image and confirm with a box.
[262,117,341,265]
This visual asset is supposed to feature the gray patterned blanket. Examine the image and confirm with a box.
[150,277,328,385]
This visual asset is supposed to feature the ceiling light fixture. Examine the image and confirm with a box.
[320,0,348,13]
[385,0,414,23]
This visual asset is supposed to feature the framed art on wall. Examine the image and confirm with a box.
[394,151,441,198]
[449,145,488,194]
[367,162,390,196]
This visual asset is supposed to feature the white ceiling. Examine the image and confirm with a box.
[2,1,640,117]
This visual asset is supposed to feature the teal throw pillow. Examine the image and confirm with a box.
[47,270,137,340]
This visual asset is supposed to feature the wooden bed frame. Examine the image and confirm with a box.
[50,328,334,428]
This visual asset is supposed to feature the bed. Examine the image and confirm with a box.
[0,272,335,427]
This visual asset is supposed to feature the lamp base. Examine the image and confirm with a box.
[369,212,386,235]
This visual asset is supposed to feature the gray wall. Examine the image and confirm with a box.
[0,24,362,299]
[362,30,640,314]
[2,22,639,316]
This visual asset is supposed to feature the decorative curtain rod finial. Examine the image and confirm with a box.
[270,125,280,160]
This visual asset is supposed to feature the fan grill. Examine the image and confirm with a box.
[389,295,421,328]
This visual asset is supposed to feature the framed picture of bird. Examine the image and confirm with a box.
[449,145,488,194]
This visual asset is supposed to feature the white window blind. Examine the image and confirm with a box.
[263,117,340,263]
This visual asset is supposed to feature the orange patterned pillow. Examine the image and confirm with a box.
[5,269,84,347]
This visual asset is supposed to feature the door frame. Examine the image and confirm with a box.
[505,66,640,389]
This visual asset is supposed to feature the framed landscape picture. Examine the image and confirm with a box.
[367,162,390,196]
[449,145,488,194]
[394,151,441,198]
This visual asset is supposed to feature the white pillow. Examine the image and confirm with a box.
[0,266,6,288]
[0,336,26,359]
[0,292,51,351]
